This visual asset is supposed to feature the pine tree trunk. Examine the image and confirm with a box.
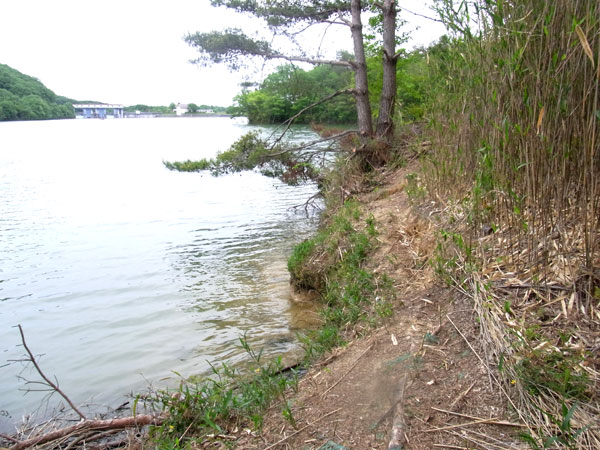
[350,0,373,140]
[376,0,397,142]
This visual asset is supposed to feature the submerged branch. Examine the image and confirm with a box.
[17,325,87,421]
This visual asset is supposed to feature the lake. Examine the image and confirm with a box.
[0,117,320,430]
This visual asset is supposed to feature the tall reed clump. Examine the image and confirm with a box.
[427,0,598,283]
[421,0,599,447]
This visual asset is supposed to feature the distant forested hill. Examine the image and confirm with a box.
[0,63,75,121]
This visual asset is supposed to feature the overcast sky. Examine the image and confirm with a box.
[0,0,446,107]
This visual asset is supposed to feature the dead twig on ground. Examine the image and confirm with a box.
[431,407,524,427]
[448,381,476,412]
[432,445,470,449]
[320,344,373,398]
[445,315,527,427]
[443,428,512,450]
[426,416,524,433]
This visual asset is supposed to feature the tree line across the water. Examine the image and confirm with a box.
[0,64,75,121]
[123,104,229,114]
[0,63,232,122]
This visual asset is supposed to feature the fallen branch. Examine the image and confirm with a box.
[263,408,341,450]
[63,429,120,450]
[266,130,358,157]
[17,324,87,421]
[387,341,418,450]
[496,283,570,291]
[431,407,525,428]
[269,88,355,147]
[448,381,476,412]
[1,433,20,444]
[432,445,470,450]
[387,373,409,450]
[425,417,515,433]
[9,414,165,450]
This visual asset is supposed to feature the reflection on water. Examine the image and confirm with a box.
[169,184,323,367]
[0,118,322,431]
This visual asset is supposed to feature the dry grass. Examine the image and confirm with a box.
[420,2,600,446]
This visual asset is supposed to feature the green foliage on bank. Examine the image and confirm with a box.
[289,198,394,359]
[228,49,430,126]
[0,63,75,121]
[124,104,174,114]
[231,64,357,124]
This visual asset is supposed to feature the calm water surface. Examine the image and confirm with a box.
[0,117,320,429]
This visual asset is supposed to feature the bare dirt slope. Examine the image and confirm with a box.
[241,167,527,450]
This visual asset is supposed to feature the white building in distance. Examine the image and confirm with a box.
[175,103,188,116]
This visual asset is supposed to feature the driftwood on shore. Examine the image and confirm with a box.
[4,325,165,450]
[8,414,165,450]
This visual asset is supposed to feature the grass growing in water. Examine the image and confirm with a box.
[146,334,298,448]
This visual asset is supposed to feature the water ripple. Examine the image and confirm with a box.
[0,118,321,431]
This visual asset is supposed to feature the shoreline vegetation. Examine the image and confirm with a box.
[2,1,598,449]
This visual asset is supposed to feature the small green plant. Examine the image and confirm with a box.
[431,228,478,285]
[365,214,377,237]
[516,350,589,401]
[405,173,426,203]
[281,401,297,428]
[431,230,459,285]
[148,334,298,447]
[520,402,587,450]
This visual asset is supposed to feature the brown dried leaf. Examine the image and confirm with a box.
[575,25,595,68]
[536,106,545,135]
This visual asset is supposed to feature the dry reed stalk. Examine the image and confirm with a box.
[420,1,599,447]
[470,271,600,449]
[426,0,598,279]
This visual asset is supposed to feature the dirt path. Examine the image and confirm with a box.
[238,167,526,450]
